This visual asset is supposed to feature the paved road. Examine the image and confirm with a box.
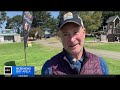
[36,38,120,60]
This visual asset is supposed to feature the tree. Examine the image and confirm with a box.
[5,15,23,34]
[32,11,58,37]
[0,11,7,28]
[78,11,103,33]
[32,11,51,28]
[29,27,44,39]
[29,28,37,39]
[45,17,58,34]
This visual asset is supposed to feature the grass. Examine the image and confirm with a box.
[0,42,61,75]
[84,42,120,52]
[85,37,96,41]
[103,57,120,75]
[0,42,120,75]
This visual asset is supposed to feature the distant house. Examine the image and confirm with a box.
[44,28,51,38]
[0,29,21,43]
[105,15,120,34]
[102,15,120,42]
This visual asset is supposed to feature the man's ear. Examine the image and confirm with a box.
[82,27,86,33]
[83,27,86,38]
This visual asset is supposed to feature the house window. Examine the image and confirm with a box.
[4,36,14,41]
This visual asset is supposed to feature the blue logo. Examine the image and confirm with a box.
[12,66,34,77]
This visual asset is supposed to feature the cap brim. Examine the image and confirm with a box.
[59,20,81,29]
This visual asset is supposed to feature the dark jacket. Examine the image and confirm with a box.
[41,48,108,75]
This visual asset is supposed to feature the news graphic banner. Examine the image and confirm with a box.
[4,66,34,77]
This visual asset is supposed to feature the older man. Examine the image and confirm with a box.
[41,11,108,75]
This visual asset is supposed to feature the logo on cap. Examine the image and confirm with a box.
[63,12,73,21]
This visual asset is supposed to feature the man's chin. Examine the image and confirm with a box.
[69,50,80,55]
[69,48,83,55]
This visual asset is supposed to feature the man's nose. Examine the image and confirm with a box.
[69,34,76,43]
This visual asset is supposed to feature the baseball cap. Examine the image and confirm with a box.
[58,11,84,29]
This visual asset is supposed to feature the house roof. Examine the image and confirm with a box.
[0,29,17,34]
[0,33,20,36]
[1,29,13,31]
[106,15,120,23]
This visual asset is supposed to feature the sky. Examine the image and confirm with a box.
[50,11,59,18]
[7,11,59,18]
[1,11,59,29]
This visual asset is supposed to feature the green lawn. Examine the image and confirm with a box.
[103,57,120,75]
[84,42,120,52]
[85,37,96,41]
[0,42,61,75]
[0,42,120,75]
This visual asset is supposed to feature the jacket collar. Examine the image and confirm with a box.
[62,47,89,64]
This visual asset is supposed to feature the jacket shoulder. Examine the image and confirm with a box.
[41,52,64,75]
[41,59,51,75]
[85,52,109,75]
[99,57,109,75]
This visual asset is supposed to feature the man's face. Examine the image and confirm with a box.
[60,22,85,56]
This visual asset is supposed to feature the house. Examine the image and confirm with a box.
[105,15,120,34]
[102,15,120,42]
[44,28,51,38]
[0,29,21,43]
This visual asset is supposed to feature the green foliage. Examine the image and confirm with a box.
[78,11,102,33]
[0,11,7,28]
[32,11,58,35]
[102,11,120,26]
[29,27,44,38]
[46,17,58,34]
[5,15,23,34]
[32,11,51,28]
[29,28,37,39]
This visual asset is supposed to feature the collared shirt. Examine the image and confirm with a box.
[64,49,84,73]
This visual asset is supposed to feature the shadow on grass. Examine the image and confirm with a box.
[4,61,16,66]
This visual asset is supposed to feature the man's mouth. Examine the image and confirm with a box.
[69,44,78,47]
